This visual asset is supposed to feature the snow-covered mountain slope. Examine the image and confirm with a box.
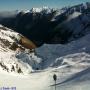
[0,52,90,90]
[0,25,42,74]
[36,33,90,69]
[0,22,90,90]
[30,6,51,13]
[0,2,90,90]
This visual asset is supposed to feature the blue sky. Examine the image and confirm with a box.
[0,0,90,11]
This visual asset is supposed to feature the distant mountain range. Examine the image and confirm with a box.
[0,2,90,49]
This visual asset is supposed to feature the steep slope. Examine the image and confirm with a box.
[36,33,90,68]
[0,25,42,74]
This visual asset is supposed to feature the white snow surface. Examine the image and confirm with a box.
[68,11,81,21]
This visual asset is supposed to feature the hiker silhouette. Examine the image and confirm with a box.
[53,74,57,81]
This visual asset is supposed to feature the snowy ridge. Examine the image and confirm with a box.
[67,11,81,21]
[0,25,18,43]
[0,51,32,74]
[52,52,90,70]
[0,25,42,74]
